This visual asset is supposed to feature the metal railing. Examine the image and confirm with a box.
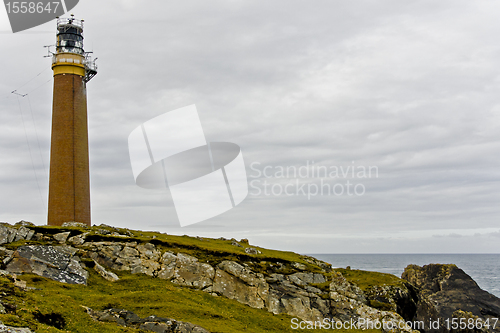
[56,16,84,29]
[84,56,98,72]
[51,54,97,73]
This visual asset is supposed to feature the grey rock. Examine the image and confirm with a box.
[84,307,210,333]
[289,272,326,285]
[313,273,326,284]
[213,261,269,309]
[137,243,160,261]
[244,247,261,255]
[131,259,161,276]
[139,322,172,332]
[14,226,34,242]
[53,231,71,243]
[95,243,123,259]
[288,273,308,286]
[230,239,242,247]
[171,253,214,289]
[98,224,117,230]
[62,222,89,228]
[280,295,324,322]
[5,245,88,285]
[266,273,285,283]
[217,261,263,287]
[15,221,35,227]
[0,225,18,244]
[305,285,323,294]
[113,256,142,271]
[119,246,139,258]
[67,232,89,246]
[96,228,111,235]
[292,262,307,270]
[94,261,119,282]
[158,252,177,280]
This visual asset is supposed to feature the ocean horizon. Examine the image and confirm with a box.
[310,253,500,298]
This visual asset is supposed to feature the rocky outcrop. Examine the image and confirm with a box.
[402,264,500,333]
[83,307,210,333]
[4,245,88,285]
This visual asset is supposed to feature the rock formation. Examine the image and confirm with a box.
[5,245,88,285]
[402,264,500,333]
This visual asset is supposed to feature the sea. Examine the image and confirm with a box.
[310,254,500,298]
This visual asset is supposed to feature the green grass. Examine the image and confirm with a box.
[333,268,406,291]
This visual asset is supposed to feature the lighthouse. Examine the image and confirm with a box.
[47,15,97,226]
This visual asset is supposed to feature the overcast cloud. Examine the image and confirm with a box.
[1,1,500,253]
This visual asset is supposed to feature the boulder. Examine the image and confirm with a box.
[244,247,261,255]
[94,261,119,282]
[5,245,88,285]
[231,239,242,247]
[83,307,210,333]
[67,232,89,246]
[15,221,35,227]
[61,222,89,228]
[53,231,71,244]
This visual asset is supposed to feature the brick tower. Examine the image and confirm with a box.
[47,15,97,226]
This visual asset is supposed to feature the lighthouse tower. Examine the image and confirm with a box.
[47,15,97,226]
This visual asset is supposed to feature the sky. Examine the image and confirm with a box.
[1,1,500,254]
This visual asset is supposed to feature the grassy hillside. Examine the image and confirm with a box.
[0,225,387,332]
